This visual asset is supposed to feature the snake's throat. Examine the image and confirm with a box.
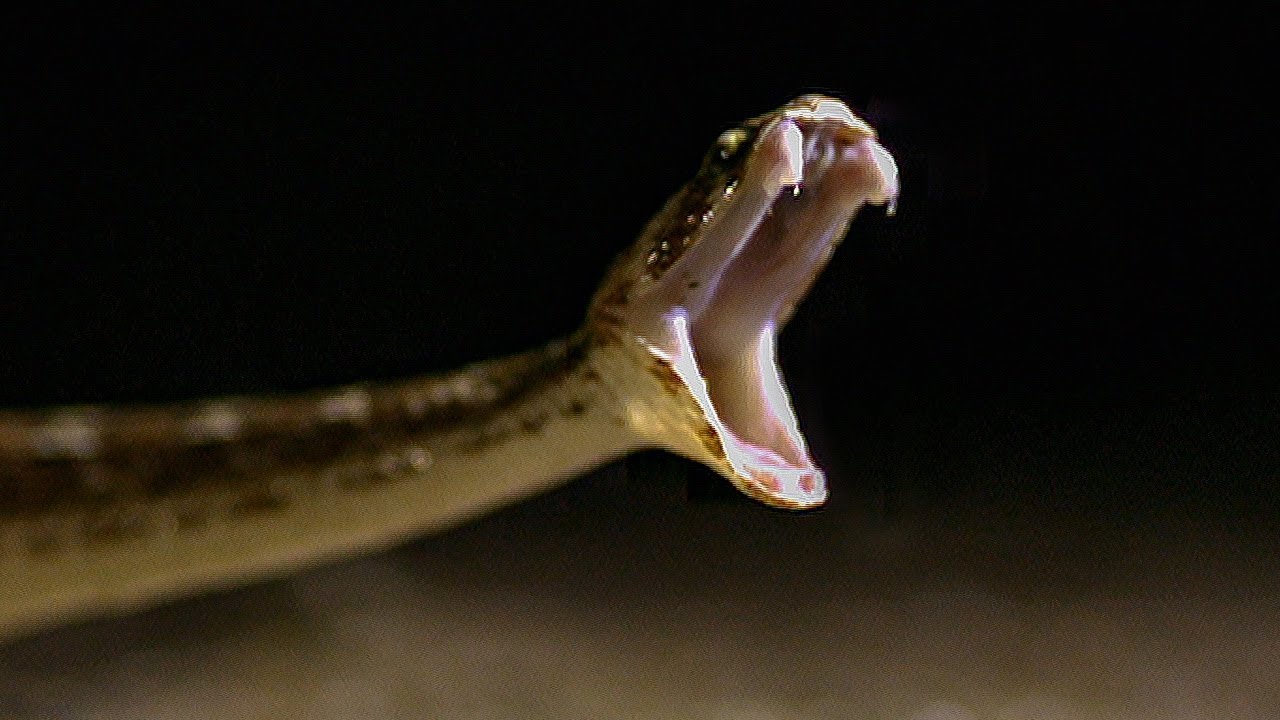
[628,98,899,509]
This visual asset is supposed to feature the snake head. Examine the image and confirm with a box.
[590,95,899,510]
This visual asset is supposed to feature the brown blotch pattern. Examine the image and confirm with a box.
[696,423,728,463]
[641,122,756,280]
[647,356,726,463]
[647,356,686,397]
[0,333,597,550]
[585,123,757,334]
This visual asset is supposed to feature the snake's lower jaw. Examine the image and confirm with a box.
[611,96,898,510]
[639,312,829,509]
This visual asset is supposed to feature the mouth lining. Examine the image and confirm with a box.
[616,97,898,509]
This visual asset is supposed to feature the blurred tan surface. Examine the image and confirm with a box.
[2,399,1276,720]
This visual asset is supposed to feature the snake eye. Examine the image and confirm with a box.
[714,127,751,161]
[700,126,756,179]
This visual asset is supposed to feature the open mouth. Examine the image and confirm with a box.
[599,96,898,509]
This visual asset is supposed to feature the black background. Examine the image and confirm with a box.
[2,5,1275,514]
[2,7,1279,716]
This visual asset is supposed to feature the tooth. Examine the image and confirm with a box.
[867,140,900,206]
[779,119,804,188]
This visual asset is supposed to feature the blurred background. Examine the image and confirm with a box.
[1,4,1275,718]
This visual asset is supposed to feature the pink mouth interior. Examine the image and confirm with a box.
[638,108,898,508]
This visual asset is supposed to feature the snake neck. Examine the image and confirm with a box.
[0,330,650,638]
[0,331,605,530]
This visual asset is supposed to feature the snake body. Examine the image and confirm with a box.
[0,95,898,639]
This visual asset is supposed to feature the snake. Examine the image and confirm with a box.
[0,95,898,640]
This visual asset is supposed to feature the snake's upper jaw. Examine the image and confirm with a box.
[596,96,898,510]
